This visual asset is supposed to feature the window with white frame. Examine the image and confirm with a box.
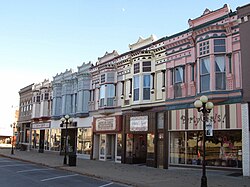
[200,57,210,92]
[133,75,139,101]
[215,56,226,90]
[99,84,115,107]
[143,75,150,100]
[99,85,105,107]
[107,84,115,106]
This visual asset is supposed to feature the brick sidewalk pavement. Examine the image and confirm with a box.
[0,148,249,187]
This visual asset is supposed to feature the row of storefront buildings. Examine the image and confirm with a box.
[16,4,250,176]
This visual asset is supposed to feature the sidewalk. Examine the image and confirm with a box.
[0,148,249,187]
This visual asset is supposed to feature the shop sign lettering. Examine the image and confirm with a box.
[130,116,148,131]
[96,117,116,131]
[180,113,226,126]
[32,123,50,129]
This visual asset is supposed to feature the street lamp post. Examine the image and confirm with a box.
[60,115,73,165]
[10,123,16,155]
[194,95,214,187]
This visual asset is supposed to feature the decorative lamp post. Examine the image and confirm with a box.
[10,123,16,155]
[60,115,73,165]
[194,95,214,187]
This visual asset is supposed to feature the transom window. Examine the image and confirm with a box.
[45,93,49,100]
[214,39,226,53]
[199,41,210,56]
[100,74,105,83]
[134,63,140,74]
[143,61,151,72]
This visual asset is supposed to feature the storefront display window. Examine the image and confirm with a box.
[126,134,133,157]
[117,134,122,157]
[50,129,61,151]
[170,132,185,164]
[31,130,40,149]
[147,133,155,159]
[77,128,92,155]
[170,130,242,168]
[100,134,106,156]
[44,129,50,150]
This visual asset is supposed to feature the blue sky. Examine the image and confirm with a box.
[0,0,249,132]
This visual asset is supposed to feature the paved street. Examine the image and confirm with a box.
[0,157,129,187]
[0,148,250,187]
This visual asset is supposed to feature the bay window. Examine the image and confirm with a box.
[133,75,139,101]
[200,57,210,92]
[143,75,150,100]
[214,39,226,53]
[99,85,105,107]
[99,84,115,107]
[215,56,226,90]
[107,84,115,106]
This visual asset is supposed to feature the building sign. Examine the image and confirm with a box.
[180,114,226,126]
[32,123,50,129]
[130,116,148,131]
[96,117,116,131]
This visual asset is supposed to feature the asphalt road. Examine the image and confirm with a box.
[0,157,131,187]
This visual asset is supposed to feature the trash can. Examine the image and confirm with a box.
[68,154,77,166]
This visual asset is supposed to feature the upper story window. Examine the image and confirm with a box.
[99,85,105,107]
[215,56,226,90]
[214,39,226,53]
[107,84,115,106]
[100,74,105,83]
[99,84,115,107]
[133,75,139,101]
[191,64,195,81]
[36,95,41,103]
[173,66,185,97]
[45,93,49,100]
[134,63,140,74]
[174,66,184,83]
[200,57,210,92]
[143,61,151,72]
[199,41,210,56]
[143,75,150,100]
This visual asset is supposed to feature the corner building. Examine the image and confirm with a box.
[165,4,243,171]
[237,3,250,176]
